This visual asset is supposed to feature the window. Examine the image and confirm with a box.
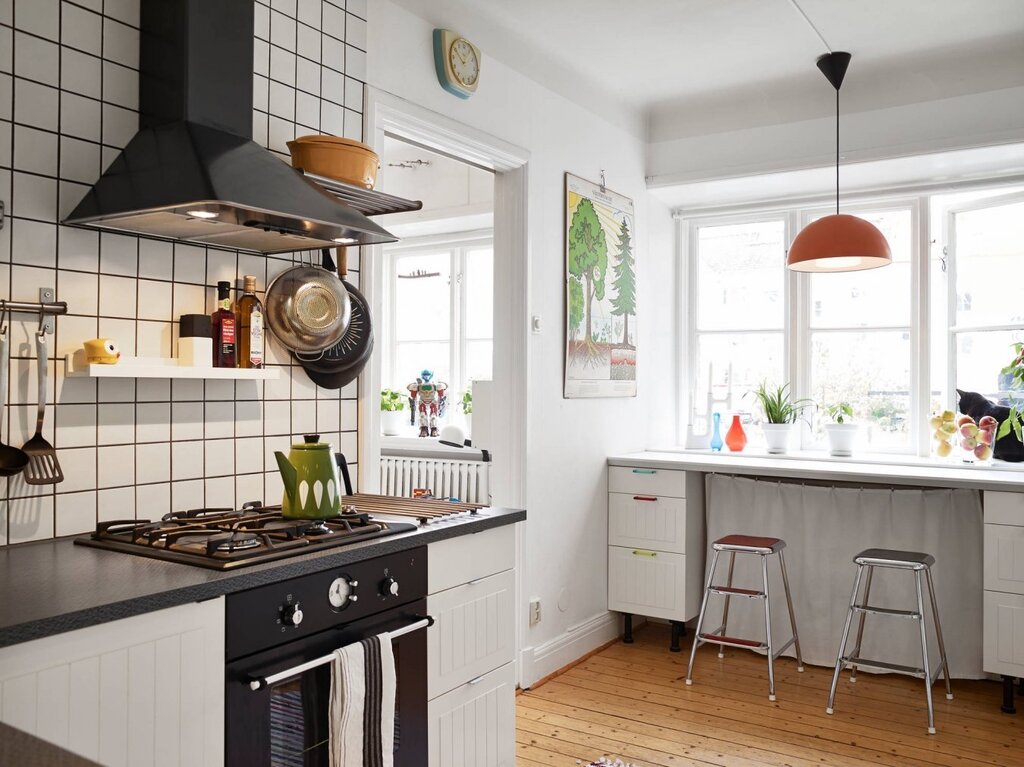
[382,234,493,403]
[683,184,1024,455]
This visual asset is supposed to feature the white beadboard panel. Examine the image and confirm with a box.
[985,524,1024,595]
[608,546,692,622]
[0,599,224,766]
[427,569,516,699]
[984,590,1024,677]
[427,662,515,767]
[608,492,687,554]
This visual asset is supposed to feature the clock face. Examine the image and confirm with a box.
[448,38,479,87]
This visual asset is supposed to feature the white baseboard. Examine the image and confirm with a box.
[519,611,627,688]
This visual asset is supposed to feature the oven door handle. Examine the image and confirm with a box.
[247,615,434,691]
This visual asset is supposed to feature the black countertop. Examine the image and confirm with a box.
[0,507,525,648]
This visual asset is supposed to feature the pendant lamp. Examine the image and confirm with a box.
[787,52,891,272]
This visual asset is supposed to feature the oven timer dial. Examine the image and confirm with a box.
[329,577,359,608]
[281,602,304,627]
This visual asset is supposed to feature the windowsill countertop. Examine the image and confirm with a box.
[608,448,1024,492]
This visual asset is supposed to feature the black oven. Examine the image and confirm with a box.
[224,547,428,766]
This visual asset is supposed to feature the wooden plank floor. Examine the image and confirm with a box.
[516,623,1021,767]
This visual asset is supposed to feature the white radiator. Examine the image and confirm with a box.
[379,455,490,504]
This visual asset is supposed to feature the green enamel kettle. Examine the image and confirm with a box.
[274,435,342,519]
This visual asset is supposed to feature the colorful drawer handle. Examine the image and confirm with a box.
[632,550,657,557]
[631,468,657,474]
[633,495,658,502]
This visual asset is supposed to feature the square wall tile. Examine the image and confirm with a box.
[136,320,171,357]
[61,2,102,55]
[205,439,233,477]
[136,441,170,485]
[60,47,102,99]
[55,490,96,537]
[12,219,57,268]
[205,401,234,439]
[235,400,263,437]
[136,378,170,402]
[171,401,204,441]
[137,279,172,321]
[101,17,138,69]
[136,401,170,443]
[7,495,55,544]
[13,125,59,175]
[235,437,264,475]
[99,275,137,318]
[97,486,134,522]
[58,225,98,272]
[98,443,134,487]
[58,269,98,316]
[60,91,102,142]
[12,172,57,221]
[56,403,97,448]
[15,0,59,40]
[60,136,101,184]
[171,478,204,510]
[97,377,135,403]
[13,78,58,130]
[171,440,204,481]
[138,238,173,280]
[136,482,170,519]
[14,32,60,86]
[205,476,235,508]
[100,232,138,276]
[97,403,134,445]
[56,446,96,492]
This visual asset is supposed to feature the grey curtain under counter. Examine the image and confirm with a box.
[704,475,984,678]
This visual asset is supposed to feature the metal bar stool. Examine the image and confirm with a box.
[686,535,803,701]
[827,548,953,734]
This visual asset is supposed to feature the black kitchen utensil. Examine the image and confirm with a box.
[296,248,374,389]
[21,330,63,484]
[0,304,29,477]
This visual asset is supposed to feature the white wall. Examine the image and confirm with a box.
[368,1,675,684]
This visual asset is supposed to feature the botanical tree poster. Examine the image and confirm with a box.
[564,172,637,398]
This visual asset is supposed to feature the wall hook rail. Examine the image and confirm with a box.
[0,289,68,335]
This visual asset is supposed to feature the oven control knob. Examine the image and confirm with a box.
[281,602,304,627]
[329,577,359,608]
[381,576,400,597]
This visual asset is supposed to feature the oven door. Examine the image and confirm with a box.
[226,599,428,767]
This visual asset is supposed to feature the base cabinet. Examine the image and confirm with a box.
[0,598,225,767]
[427,662,515,767]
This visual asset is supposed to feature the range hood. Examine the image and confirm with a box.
[63,0,396,254]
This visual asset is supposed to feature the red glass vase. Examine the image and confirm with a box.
[725,414,747,452]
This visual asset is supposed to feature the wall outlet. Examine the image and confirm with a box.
[529,597,541,626]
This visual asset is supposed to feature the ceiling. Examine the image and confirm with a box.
[390,0,1024,139]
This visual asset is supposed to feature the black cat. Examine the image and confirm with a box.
[957,389,1024,463]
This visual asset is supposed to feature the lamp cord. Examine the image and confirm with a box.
[835,88,840,216]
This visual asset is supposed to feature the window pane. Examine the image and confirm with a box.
[955,329,1024,401]
[954,200,1024,327]
[464,247,493,339]
[809,209,912,328]
[465,340,493,383]
[393,342,450,393]
[693,333,785,437]
[810,330,911,450]
[696,221,785,331]
[394,253,450,341]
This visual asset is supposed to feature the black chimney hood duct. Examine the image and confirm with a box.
[63,0,396,254]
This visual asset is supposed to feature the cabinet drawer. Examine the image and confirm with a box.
[985,524,1024,595]
[427,569,515,698]
[609,492,687,554]
[608,546,689,621]
[428,523,515,595]
[427,661,515,767]
[985,492,1024,526]
[609,466,686,498]
[984,590,1024,676]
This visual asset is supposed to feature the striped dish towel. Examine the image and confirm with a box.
[330,633,396,767]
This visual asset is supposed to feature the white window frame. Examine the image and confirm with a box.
[381,230,493,399]
[943,189,1024,408]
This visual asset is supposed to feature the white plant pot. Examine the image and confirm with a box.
[381,410,408,436]
[762,423,794,454]
[463,412,472,437]
[825,423,859,457]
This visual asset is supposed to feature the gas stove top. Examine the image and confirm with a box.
[75,494,485,570]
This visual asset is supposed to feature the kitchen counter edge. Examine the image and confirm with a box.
[0,507,525,649]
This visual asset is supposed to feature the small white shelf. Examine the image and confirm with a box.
[64,352,280,380]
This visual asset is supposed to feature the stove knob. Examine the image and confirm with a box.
[281,602,304,627]
[381,576,400,597]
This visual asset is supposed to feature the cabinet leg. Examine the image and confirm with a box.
[623,613,634,644]
[1002,675,1017,714]
[1019,677,1024,697]
[670,621,684,652]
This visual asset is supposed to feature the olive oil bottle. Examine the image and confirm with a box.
[211,281,236,368]
[236,275,264,369]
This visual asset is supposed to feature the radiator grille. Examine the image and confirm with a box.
[379,457,490,504]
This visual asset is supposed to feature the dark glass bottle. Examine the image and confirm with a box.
[211,281,237,367]
[237,275,264,369]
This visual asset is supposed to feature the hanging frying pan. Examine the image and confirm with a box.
[296,248,374,389]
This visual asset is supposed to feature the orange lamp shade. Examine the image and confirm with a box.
[787,214,892,272]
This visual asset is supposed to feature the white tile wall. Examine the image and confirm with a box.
[0,0,366,544]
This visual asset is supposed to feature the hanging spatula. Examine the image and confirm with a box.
[21,331,63,484]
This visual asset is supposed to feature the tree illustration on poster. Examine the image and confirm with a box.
[564,172,637,398]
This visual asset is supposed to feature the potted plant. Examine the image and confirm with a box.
[458,386,473,436]
[380,388,407,436]
[824,401,857,457]
[751,381,810,455]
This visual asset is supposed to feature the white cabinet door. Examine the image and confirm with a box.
[607,545,688,621]
[0,598,224,767]
[983,590,1024,676]
[427,569,515,698]
[428,524,516,595]
[608,466,686,498]
[984,524,1024,595]
[608,492,687,554]
[427,661,515,767]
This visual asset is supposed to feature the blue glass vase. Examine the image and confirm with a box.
[709,412,724,452]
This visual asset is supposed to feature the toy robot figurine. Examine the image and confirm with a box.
[407,369,448,437]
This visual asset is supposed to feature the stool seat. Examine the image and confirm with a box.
[713,535,785,554]
[854,548,935,570]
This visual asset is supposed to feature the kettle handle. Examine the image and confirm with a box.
[334,453,353,496]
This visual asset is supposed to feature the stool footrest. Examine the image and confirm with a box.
[699,633,767,650]
[851,605,921,619]
[844,656,924,677]
[709,586,764,598]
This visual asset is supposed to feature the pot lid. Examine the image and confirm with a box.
[289,135,377,153]
[293,434,330,450]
